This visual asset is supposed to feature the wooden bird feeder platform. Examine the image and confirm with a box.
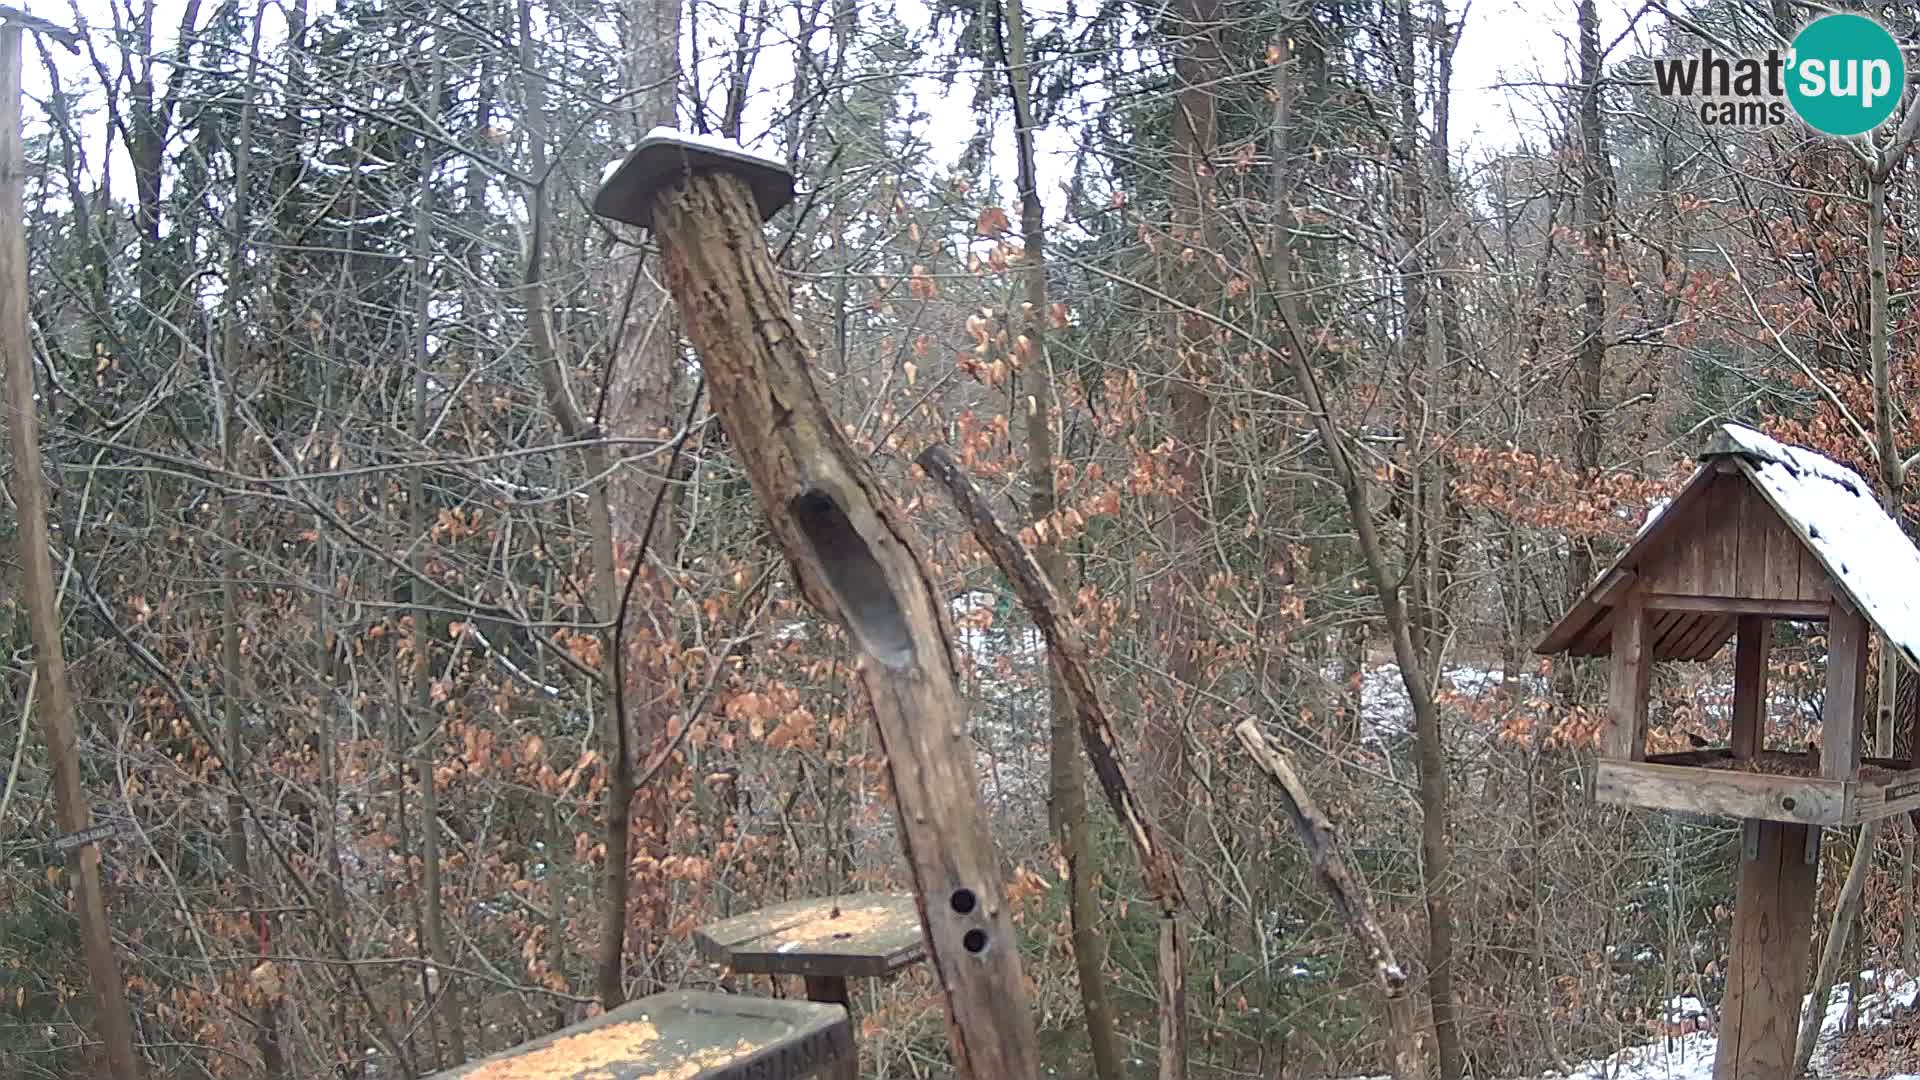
[695,894,925,1080]
[427,990,852,1080]
[1538,423,1920,1078]
[695,893,925,981]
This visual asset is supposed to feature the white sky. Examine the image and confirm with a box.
[12,0,1647,234]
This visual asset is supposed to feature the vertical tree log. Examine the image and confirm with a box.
[628,162,1040,1079]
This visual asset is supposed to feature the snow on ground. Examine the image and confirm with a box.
[1358,663,1542,746]
[1337,971,1918,1080]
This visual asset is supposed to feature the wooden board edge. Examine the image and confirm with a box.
[1594,760,1846,826]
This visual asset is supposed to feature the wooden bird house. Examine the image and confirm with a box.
[1538,423,1920,823]
[1539,422,1920,1078]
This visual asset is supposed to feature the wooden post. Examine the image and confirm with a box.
[1824,601,1869,779]
[1713,820,1817,1079]
[594,134,1041,1079]
[1606,589,1651,761]
[0,17,142,1080]
[802,976,857,1080]
[1732,616,1768,759]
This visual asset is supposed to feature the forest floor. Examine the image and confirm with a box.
[1524,970,1915,1080]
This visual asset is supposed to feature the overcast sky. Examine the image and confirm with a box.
[13,0,1649,230]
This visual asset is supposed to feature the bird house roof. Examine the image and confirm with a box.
[1536,423,1920,670]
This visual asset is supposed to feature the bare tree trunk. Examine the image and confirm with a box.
[644,164,1044,1078]
[997,0,1122,1075]
[519,0,645,1008]
[1570,0,1611,603]
[0,24,143,1080]
[1798,123,1920,1077]
[215,17,284,1073]
[1153,0,1225,1070]
[411,44,465,1066]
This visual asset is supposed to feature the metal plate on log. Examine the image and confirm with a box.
[593,130,795,230]
[427,990,851,1080]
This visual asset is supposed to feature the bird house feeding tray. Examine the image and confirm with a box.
[694,893,926,981]
[1538,424,1920,827]
[427,990,853,1080]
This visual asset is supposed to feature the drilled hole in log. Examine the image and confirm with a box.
[949,888,977,915]
[963,929,988,954]
[789,486,913,669]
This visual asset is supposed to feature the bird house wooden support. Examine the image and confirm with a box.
[592,130,1041,1079]
[1539,423,1920,1079]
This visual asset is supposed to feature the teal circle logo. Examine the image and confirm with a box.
[1787,14,1905,137]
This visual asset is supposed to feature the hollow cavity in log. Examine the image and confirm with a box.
[789,485,913,669]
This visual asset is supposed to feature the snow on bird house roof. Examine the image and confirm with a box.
[1536,423,1920,672]
[1711,424,1920,672]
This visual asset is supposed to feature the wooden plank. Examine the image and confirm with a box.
[695,894,926,979]
[1852,768,1920,824]
[1672,613,1731,661]
[1642,594,1829,619]
[1573,616,1613,657]
[1702,477,1740,595]
[428,990,854,1080]
[1736,481,1772,598]
[1645,749,1736,767]
[1824,602,1869,779]
[1733,616,1769,759]
[1607,589,1652,761]
[1763,491,1801,600]
[1647,609,1691,656]
[1697,618,1743,661]
[1799,542,1832,603]
[1592,760,1846,825]
[1713,821,1817,1080]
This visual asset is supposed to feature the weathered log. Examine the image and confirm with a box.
[1232,719,1431,1080]
[594,134,1040,1079]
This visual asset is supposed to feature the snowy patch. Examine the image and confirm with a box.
[1639,496,1671,537]
[1359,664,1537,746]
[1330,970,1918,1080]
[1716,423,1920,672]
[637,126,790,174]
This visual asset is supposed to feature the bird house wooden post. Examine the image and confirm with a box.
[1539,424,1920,1079]
[592,130,1041,1079]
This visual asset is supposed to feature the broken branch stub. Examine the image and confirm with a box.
[1232,719,1430,1080]
[596,135,1041,1080]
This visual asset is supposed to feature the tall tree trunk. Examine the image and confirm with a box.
[1154,0,1226,1074]
[1570,0,1611,604]
[0,25,145,1080]
[216,18,284,1071]
[1391,4,1463,1075]
[999,1,1122,1076]
[598,0,686,1000]
[410,43,466,1066]
[1798,117,1920,1072]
